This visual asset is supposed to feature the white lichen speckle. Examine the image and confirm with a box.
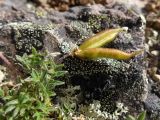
[79,100,128,120]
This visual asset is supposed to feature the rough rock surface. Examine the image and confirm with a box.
[59,5,148,115]
[0,0,150,119]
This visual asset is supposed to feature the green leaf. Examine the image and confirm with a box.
[0,113,4,119]
[4,95,12,100]
[51,80,64,88]
[33,112,42,120]
[5,99,18,106]
[8,117,14,120]
[12,107,20,118]
[19,108,26,116]
[0,88,4,97]
[21,96,30,104]
[126,115,136,120]
[52,71,66,77]
[40,70,47,81]
[31,69,40,81]
[15,55,23,63]
[31,47,38,55]
[63,103,70,113]
[5,105,16,114]
[137,111,146,120]
[16,54,30,70]
[18,92,25,103]
[54,64,64,70]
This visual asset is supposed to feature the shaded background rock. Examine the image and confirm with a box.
[142,0,160,119]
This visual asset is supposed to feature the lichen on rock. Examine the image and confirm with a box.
[59,5,147,115]
[9,22,55,54]
[0,2,149,119]
[33,4,148,116]
[78,100,128,120]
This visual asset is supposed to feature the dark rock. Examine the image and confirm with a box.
[45,4,148,115]
[144,93,160,120]
[0,1,149,119]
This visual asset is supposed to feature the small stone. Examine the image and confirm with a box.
[144,94,160,119]
[151,50,159,56]
[145,3,156,12]
[148,39,158,47]
[148,40,153,47]
[152,29,158,38]
[0,70,5,83]
[145,43,149,52]
[79,0,93,5]
[153,74,160,82]
[58,3,69,11]
[148,67,157,76]
[147,18,160,31]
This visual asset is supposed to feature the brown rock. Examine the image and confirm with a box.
[145,3,156,12]
[58,3,69,11]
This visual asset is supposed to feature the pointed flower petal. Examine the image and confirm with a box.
[74,48,143,60]
[79,27,128,50]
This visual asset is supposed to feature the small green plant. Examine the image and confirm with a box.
[0,48,65,120]
[54,102,74,120]
[126,111,146,120]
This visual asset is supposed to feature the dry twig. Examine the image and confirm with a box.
[0,52,11,66]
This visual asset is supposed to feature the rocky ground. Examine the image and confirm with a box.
[0,0,160,120]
